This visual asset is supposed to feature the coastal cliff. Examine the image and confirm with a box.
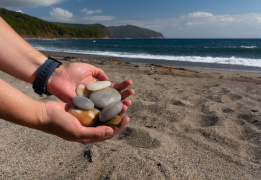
[0,8,164,39]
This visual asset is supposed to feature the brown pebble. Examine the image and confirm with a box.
[68,106,100,127]
[99,115,122,128]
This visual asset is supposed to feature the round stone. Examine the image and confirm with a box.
[68,106,100,127]
[99,101,123,122]
[72,96,94,110]
[89,87,121,108]
[87,81,111,91]
[99,115,122,127]
[76,84,90,97]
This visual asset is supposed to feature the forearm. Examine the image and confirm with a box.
[0,17,47,83]
[0,78,44,129]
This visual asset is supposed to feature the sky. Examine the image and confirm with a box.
[1,0,261,38]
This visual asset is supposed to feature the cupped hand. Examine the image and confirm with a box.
[40,101,130,144]
[47,63,108,103]
[47,63,134,104]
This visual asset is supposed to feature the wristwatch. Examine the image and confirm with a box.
[33,57,62,95]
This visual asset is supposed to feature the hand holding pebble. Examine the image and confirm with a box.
[69,81,127,128]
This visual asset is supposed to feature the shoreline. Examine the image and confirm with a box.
[42,51,261,73]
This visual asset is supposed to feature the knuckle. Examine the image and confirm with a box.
[93,131,105,138]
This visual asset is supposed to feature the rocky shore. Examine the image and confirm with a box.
[0,53,260,179]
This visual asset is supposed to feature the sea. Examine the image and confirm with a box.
[27,39,261,72]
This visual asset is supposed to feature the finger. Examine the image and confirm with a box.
[77,126,113,140]
[121,99,131,106]
[121,89,135,100]
[119,104,128,116]
[78,139,91,144]
[78,116,130,144]
[78,126,114,144]
[112,116,130,134]
[92,68,108,81]
[112,80,132,91]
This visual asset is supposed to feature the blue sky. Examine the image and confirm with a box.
[1,0,261,38]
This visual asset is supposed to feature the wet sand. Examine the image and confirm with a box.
[0,54,260,179]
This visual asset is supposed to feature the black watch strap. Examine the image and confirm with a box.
[33,58,62,95]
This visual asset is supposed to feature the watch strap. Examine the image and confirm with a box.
[33,58,62,95]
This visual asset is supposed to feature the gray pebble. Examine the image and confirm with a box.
[99,101,123,122]
[89,87,121,108]
[72,96,94,110]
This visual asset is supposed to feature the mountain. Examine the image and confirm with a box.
[53,22,114,38]
[0,8,105,38]
[0,8,164,39]
[107,25,164,39]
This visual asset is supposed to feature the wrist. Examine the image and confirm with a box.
[32,58,62,95]
[46,64,65,94]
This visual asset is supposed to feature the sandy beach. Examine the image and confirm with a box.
[0,54,260,179]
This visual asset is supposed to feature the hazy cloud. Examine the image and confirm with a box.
[80,8,102,15]
[78,8,114,22]
[45,7,114,22]
[0,0,64,8]
[187,12,213,18]
[50,7,73,21]
[83,15,115,21]
[16,10,24,14]
[111,12,261,38]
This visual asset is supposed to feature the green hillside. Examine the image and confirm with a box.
[0,8,106,38]
[107,25,164,39]
[53,22,114,37]
[0,8,164,39]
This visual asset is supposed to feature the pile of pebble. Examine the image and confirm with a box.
[68,81,123,127]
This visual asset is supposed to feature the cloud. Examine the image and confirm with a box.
[83,15,115,21]
[50,7,73,21]
[110,12,261,38]
[0,0,64,8]
[78,8,114,22]
[16,10,23,14]
[44,7,113,22]
[187,12,213,18]
[80,8,102,15]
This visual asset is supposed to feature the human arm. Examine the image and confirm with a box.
[0,17,133,143]
[0,78,129,143]
[0,17,134,104]
[0,17,47,83]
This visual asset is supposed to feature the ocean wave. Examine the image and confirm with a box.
[205,46,259,49]
[240,46,258,49]
[34,46,261,68]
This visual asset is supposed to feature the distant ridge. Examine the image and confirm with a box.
[0,8,164,39]
[107,25,164,39]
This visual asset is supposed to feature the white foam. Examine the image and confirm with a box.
[34,46,261,68]
[240,46,258,49]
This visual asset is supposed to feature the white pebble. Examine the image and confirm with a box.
[87,81,111,91]
[76,84,90,97]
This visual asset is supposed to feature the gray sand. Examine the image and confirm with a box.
[0,55,260,179]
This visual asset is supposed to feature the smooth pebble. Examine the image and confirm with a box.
[76,84,90,97]
[99,115,122,127]
[68,106,100,127]
[72,96,94,110]
[99,101,123,122]
[89,87,121,108]
[87,81,111,91]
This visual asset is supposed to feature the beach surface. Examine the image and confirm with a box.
[0,54,260,179]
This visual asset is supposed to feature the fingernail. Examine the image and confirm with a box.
[105,129,113,137]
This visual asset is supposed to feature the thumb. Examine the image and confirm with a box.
[91,67,108,81]
[78,126,113,140]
